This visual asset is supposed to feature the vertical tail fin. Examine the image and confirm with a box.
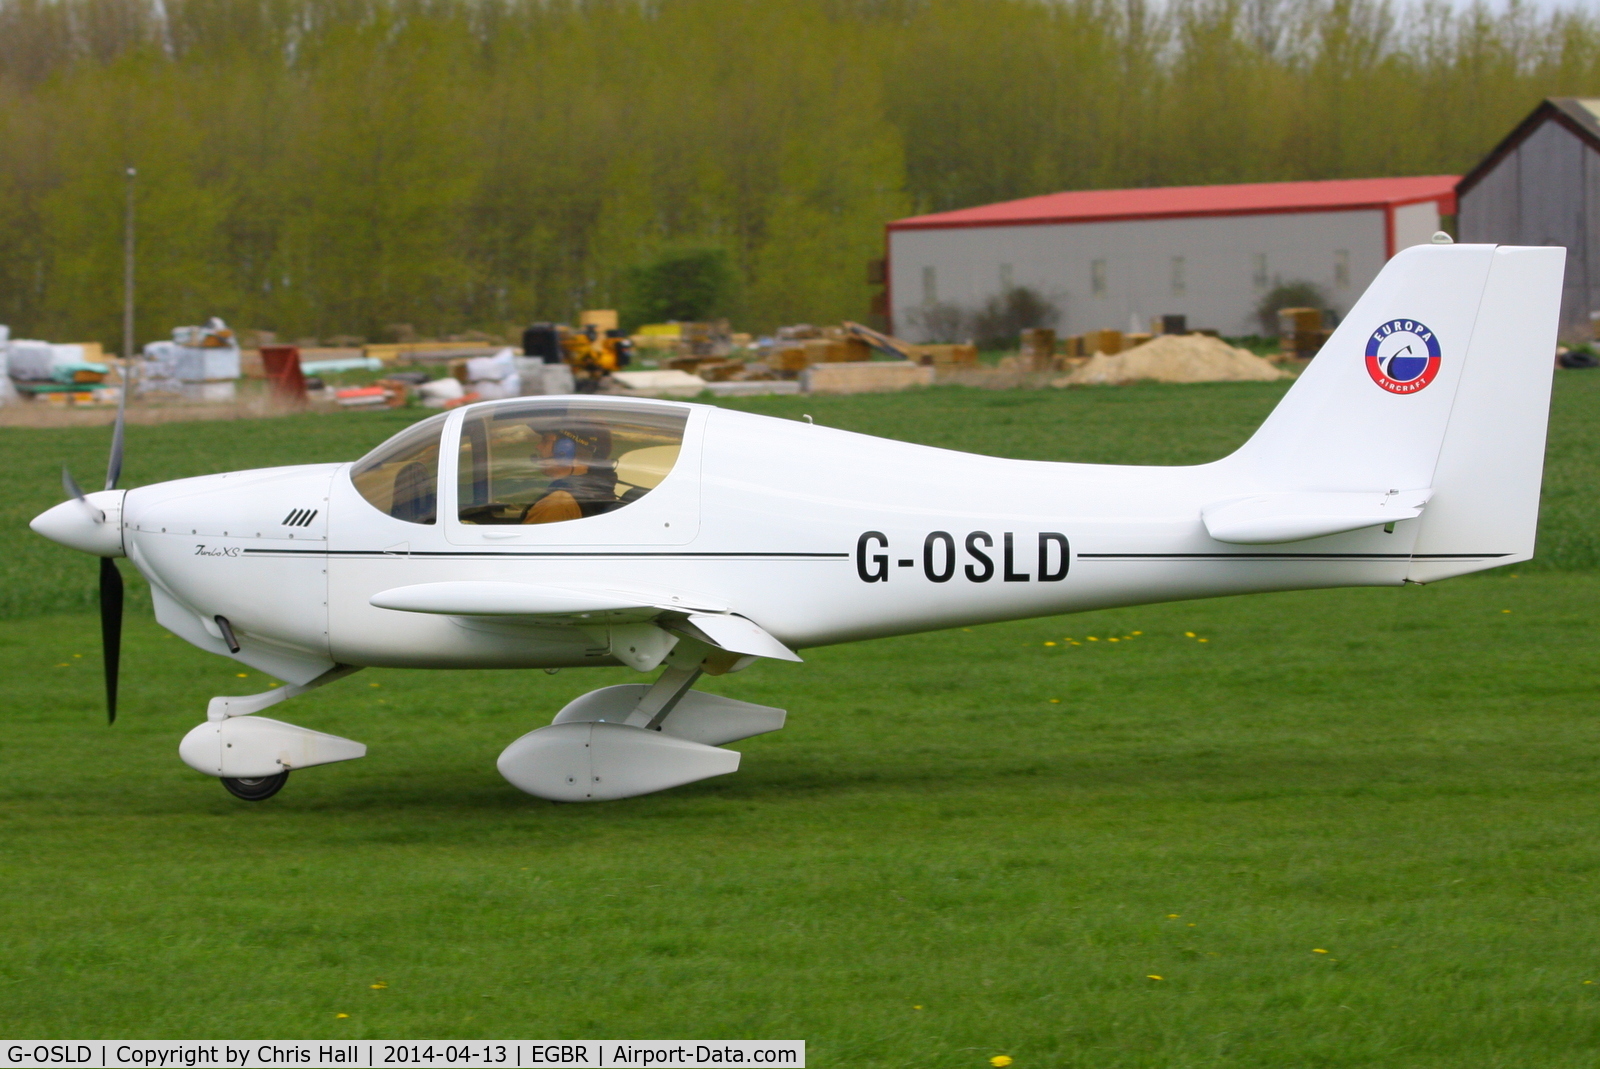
[1226,243,1564,578]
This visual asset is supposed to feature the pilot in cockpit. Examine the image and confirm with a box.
[520,424,619,524]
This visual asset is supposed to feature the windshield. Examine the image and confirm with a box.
[457,400,689,525]
[349,413,448,524]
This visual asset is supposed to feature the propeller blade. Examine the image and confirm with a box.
[61,466,105,523]
[62,465,86,502]
[100,557,123,724]
[105,363,128,490]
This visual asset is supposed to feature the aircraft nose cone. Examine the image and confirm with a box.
[30,491,126,557]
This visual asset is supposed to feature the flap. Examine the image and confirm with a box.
[682,613,802,662]
[369,580,726,619]
[1203,489,1432,545]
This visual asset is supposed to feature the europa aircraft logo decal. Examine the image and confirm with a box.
[1366,318,1441,394]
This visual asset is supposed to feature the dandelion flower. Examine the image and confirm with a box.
[1108,637,1120,642]
[1088,636,1099,641]
[73,653,82,658]
[1132,631,1143,635]
[371,982,388,989]
[1188,923,1196,927]
[236,673,248,678]
[1049,699,1061,703]
[990,1058,1012,1068]
[1198,638,1209,643]
[1147,975,1163,981]
[1502,610,1512,614]
[1167,914,1179,919]
[1044,641,1057,647]
[55,663,69,668]
[1184,631,1195,637]
[336,1013,349,1019]
[1313,949,1328,954]
[914,1005,924,1010]
[370,682,381,687]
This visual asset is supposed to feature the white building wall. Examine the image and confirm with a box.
[1393,201,1442,251]
[889,208,1402,341]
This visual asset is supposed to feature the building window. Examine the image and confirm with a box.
[1334,249,1350,289]
[999,263,1014,291]
[922,266,937,306]
[1170,256,1186,296]
[1252,253,1268,289]
[1091,259,1107,297]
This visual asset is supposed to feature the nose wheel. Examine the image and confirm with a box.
[221,771,290,801]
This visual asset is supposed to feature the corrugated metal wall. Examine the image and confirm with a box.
[888,209,1399,341]
[1460,119,1600,337]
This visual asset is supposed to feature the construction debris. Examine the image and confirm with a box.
[1056,333,1288,386]
[803,361,935,394]
[1279,307,1331,359]
[913,344,980,367]
[140,317,243,400]
[841,321,918,361]
[1019,328,1056,372]
[611,369,709,397]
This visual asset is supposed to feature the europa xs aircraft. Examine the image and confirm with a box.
[32,242,1562,803]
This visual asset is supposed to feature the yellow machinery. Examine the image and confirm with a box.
[522,312,634,394]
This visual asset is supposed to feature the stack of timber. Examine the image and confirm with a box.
[1278,308,1331,359]
[802,361,935,394]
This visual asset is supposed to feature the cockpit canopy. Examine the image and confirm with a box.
[350,412,447,524]
[350,400,689,527]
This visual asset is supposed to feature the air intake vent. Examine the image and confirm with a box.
[282,508,319,528]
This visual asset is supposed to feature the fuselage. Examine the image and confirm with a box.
[108,396,1446,685]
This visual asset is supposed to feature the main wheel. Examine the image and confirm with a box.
[221,771,289,801]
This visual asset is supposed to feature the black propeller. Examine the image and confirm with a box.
[100,556,123,723]
[62,373,129,724]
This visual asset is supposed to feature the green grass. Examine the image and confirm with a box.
[3,377,1600,1062]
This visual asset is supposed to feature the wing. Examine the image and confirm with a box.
[368,581,802,663]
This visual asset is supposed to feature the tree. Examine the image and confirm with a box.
[622,248,738,326]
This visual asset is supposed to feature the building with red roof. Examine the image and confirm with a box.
[885,175,1458,340]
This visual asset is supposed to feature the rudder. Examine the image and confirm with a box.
[1405,245,1563,580]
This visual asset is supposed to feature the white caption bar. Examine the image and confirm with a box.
[2,1044,803,1069]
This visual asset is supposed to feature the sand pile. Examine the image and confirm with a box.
[1056,333,1288,386]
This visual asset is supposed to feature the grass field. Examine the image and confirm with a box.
[3,379,1600,1064]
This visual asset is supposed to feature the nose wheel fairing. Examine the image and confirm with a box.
[180,666,367,799]
[179,715,366,780]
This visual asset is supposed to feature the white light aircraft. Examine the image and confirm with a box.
[31,243,1563,803]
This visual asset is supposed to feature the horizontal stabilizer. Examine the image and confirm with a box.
[1203,489,1432,545]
